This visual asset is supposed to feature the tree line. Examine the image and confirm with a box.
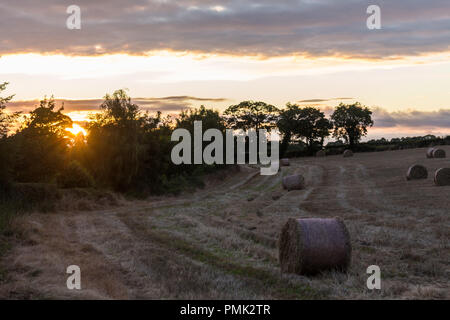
[0,82,375,195]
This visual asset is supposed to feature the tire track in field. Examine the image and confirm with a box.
[116,211,323,299]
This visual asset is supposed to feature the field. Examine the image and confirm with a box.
[0,147,448,299]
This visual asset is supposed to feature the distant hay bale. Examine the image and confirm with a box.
[271,191,283,201]
[316,150,326,157]
[343,149,353,158]
[432,148,446,159]
[426,147,436,158]
[280,158,290,166]
[279,218,351,275]
[406,165,428,181]
[282,174,305,191]
[434,168,450,186]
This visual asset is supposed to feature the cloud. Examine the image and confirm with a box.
[298,98,354,103]
[0,1,449,58]
[372,107,450,129]
[6,96,229,113]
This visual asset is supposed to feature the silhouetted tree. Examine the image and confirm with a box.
[0,82,18,188]
[174,105,226,172]
[13,97,72,182]
[177,106,226,132]
[86,89,144,191]
[331,102,373,148]
[277,104,332,155]
[0,82,18,139]
[224,101,279,131]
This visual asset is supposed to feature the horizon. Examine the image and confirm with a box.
[5,95,450,141]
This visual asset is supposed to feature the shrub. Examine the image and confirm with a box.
[57,161,94,189]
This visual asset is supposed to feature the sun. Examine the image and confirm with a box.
[66,123,87,136]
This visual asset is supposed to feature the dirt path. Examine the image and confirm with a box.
[1,148,449,299]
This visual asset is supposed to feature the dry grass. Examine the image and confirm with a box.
[0,147,449,300]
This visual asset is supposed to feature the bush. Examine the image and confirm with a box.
[57,161,94,189]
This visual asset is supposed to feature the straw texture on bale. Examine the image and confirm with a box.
[316,150,326,157]
[432,148,446,159]
[279,218,351,275]
[343,149,353,158]
[280,158,290,166]
[434,168,450,186]
[282,174,305,191]
[406,165,428,181]
[426,148,436,158]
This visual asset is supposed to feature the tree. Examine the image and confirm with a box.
[331,102,373,148]
[23,96,72,135]
[177,106,226,133]
[0,82,18,138]
[0,82,18,188]
[13,97,73,182]
[277,104,332,155]
[86,89,144,191]
[96,89,141,125]
[174,106,226,169]
[224,101,279,131]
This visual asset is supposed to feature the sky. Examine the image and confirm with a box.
[1,0,450,139]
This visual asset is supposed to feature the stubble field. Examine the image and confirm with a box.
[0,147,448,299]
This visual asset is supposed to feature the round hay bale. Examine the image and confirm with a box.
[316,150,326,157]
[279,218,351,275]
[434,168,450,186]
[432,148,446,159]
[343,149,353,158]
[426,147,436,158]
[282,174,305,191]
[280,158,290,166]
[406,164,428,181]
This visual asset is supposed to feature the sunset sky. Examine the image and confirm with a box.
[1,0,449,139]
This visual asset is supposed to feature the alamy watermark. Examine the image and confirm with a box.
[66,5,81,30]
[367,5,381,30]
[66,4,381,31]
[171,121,280,176]
[366,265,381,290]
[66,265,81,290]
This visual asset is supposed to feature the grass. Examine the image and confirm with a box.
[1,147,449,299]
[0,204,18,284]
[120,217,325,299]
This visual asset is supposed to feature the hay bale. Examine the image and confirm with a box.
[316,150,326,157]
[343,149,353,158]
[434,168,450,186]
[426,147,436,158]
[432,148,446,159]
[406,164,428,181]
[279,218,351,275]
[282,174,305,191]
[280,158,290,166]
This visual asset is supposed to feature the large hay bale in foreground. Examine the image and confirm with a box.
[280,158,290,166]
[316,150,326,157]
[343,149,353,158]
[282,174,305,191]
[279,218,351,275]
[432,148,446,159]
[426,147,436,158]
[434,168,450,186]
[406,165,428,181]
